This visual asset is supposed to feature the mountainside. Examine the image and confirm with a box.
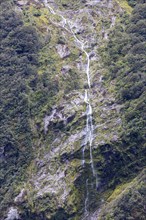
[0,0,146,219]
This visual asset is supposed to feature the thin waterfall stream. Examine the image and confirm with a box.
[43,0,98,216]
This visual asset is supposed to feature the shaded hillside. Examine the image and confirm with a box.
[101,1,146,175]
[98,1,146,218]
[0,0,39,214]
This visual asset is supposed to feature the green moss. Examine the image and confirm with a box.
[23,6,50,33]
[107,182,130,202]
[98,169,146,219]
[115,0,133,14]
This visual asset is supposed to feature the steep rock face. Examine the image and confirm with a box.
[12,0,124,218]
[1,0,145,220]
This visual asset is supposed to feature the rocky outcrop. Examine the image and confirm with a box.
[17,0,28,6]
[5,207,19,220]
[56,44,70,59]
[14,189,27,204]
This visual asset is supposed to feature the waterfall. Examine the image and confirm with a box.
[85,92,95,176]
[43,0,97,215]
[67,20,95,178]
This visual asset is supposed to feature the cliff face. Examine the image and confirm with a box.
[0,0,146,220]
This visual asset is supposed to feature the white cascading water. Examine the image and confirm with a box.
[64,20,95,179]
[43,0,97,215]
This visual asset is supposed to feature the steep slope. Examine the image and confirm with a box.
[0,0,40,217]
[98,169,146,220]
[1,0,145,220]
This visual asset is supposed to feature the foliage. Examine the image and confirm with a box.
[0,0,40,214]
[99,1,146,192]
[99,169,146,220]
[115,0,132,13]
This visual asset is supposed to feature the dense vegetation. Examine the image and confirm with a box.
[101,0,146,176]
[0,0,40,213]
[106,1,146,165]
[98,1,146,218]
